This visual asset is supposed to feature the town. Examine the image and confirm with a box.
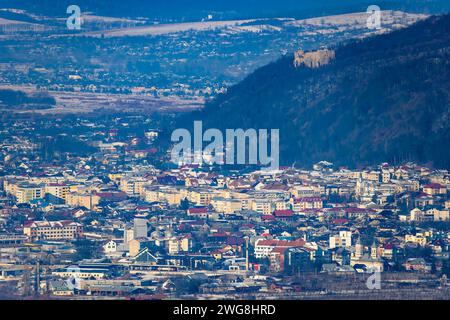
[0,113,449,300]
[1,2,449,302]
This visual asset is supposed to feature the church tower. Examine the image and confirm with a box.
[371,240,379,259]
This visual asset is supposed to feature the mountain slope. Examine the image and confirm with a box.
[184,14,450,169]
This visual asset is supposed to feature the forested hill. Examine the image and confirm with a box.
[182,14,450,169]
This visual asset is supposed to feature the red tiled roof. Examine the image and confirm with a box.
[209,232,228,238]
[273,210,294,217]
[226,236,245,246]
[96,192,127,199]
[424,183,445,189]
[24,220,81,228]
[188,207,208,214]
[344,207,375,213]
[332,218,349,225]
[271,247,289,254]
[256,239,305,247]
[23,221,35,228]
[294,197,322,203]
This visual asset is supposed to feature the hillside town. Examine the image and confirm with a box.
[0,3,449,302]
[0,114,450,299]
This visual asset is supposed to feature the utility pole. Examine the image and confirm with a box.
[35,261,40,296]
[44,266,50,295]
[22,269,30,297]
[245,237,249,272]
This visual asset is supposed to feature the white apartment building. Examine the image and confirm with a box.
[329,231,352,249]
[15,183,45,204]
[210,197,243,214]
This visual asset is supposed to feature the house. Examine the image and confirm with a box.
[404,258,432,273]
[423,183,447,196]
[405,234,427,246]
[410,208,424,222]
[71,207,87,218]
[187,207,209,219]
[445,200,450,209]
[103,240,119,254]
[426,208,450,221]
[29,199,54,212]
[50,280,74,296]
[344,207,375,219]
[414,194,435,208]
[273,210,295,222]
[254,239,306,259]
[380,243,396,260]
